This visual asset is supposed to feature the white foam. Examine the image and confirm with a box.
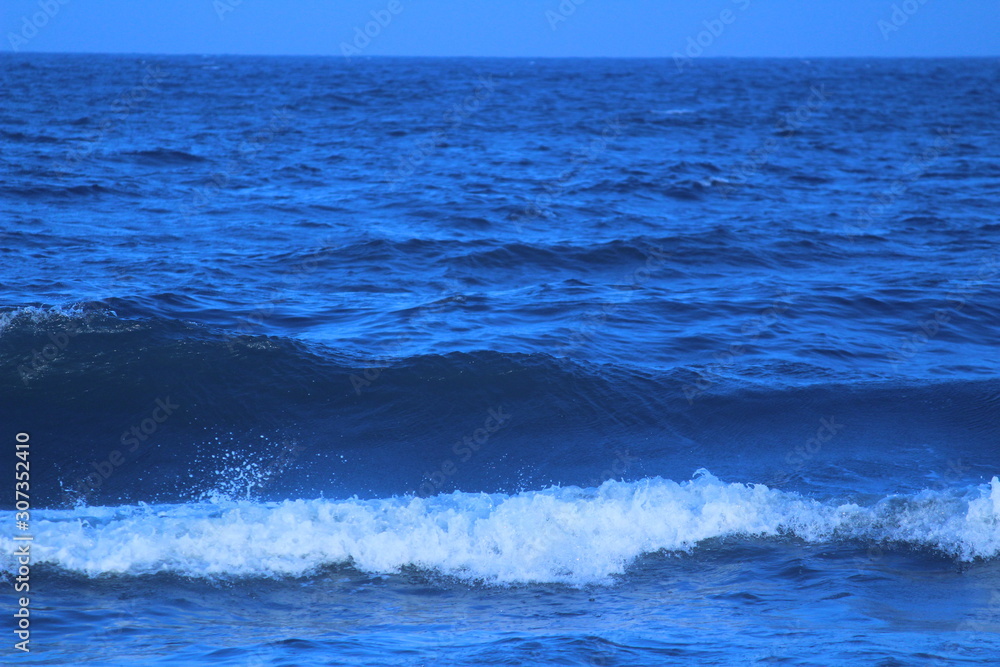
[5,472,999,585]
[0,304,116,334]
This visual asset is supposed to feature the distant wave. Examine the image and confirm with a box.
[0,183,132,199]
[117,148,210,165]
[5,472,998,585]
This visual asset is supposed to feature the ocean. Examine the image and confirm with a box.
[1,54,999,665]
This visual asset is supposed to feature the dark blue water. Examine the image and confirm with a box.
[2,54,999,665]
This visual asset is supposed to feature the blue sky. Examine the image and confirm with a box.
[3,0,998,57]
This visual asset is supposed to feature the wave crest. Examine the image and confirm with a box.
[7,473,999,585]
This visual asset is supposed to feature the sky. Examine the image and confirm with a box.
[2,0,998,58]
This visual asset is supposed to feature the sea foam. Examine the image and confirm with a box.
[6,472,999,585]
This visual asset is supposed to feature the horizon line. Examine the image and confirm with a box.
[4,51,999,60]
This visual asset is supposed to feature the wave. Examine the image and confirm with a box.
[2,307,999,506]
[0,129,62,143]
[0,183,129,199]
[5,473,998,585]
[118,148,209,165]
